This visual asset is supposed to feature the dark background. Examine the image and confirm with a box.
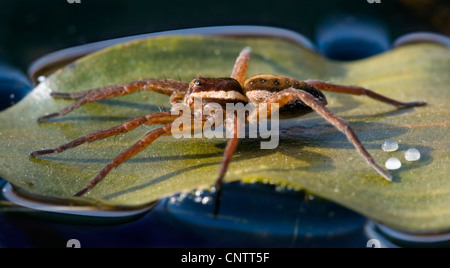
[0,0,449,71]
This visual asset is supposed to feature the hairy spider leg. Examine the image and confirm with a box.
[256,88,393,182]
[73,117,214,197]
[305,80,427,108]
[231,47,252,86]
[38,79,188,122]
[169,91,187,105]
[215,117,241,189]
[216,47,252,181]
[213,116,240,215]
[74,123,173,197]
[30,112,179,157]
[212,47,252,214]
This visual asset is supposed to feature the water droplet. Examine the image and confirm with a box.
[178,192,188,202]
[194,196,202,203]
[405,148,421,161]
[385,158,401,170]
[382,139,399,152]
[201,196,212,205]
[209,187,217,194]
[275,185,287,192]
[169,197,177,205]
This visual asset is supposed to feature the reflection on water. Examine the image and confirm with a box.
[365,221,450,248]
[0,64,32,111]
[316,15,389,60]
[164,182,368,247]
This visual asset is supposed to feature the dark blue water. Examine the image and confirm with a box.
[0,65,32,111]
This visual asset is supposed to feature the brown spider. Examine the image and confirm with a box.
[30,47,426,198]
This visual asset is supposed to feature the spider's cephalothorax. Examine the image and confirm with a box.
[30,47,426,200]
[185,77,249,108]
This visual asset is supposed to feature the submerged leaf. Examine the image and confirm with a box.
[0,36,448,232]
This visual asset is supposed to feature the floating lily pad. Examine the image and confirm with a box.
[0,36,448,232]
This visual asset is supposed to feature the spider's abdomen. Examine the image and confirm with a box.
[184,77,249,108]
[243,74,328,119]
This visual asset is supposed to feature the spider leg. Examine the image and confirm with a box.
[30,112,178,157]
[305,80,427,108]
[231,47,252,85]
[74,123,173,197]
[213,116,240,215]
[212,47,251,214]
[169,91,186,105]
[257,88,393,182]
[38,79,188,122]
[215,116,241,189]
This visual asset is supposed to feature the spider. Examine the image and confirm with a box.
[30,47,426,198]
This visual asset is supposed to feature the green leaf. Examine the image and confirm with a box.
[0,36,448,232]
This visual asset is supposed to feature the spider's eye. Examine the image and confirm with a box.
[194,80,202,86]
